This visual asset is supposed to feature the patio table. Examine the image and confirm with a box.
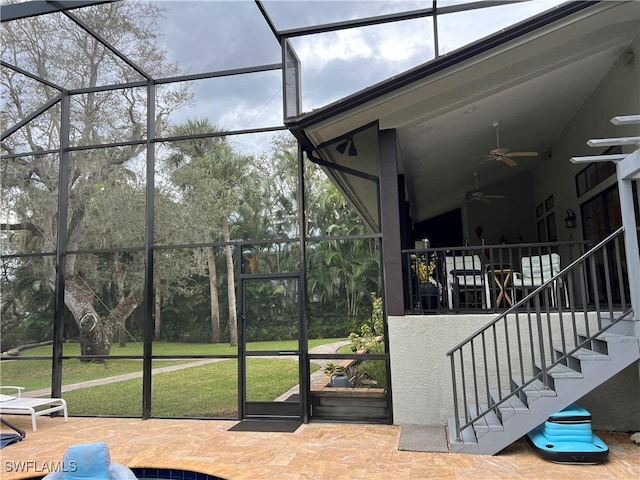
[493,268,513,307]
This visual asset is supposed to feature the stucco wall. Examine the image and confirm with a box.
[388,314,640,430]
[579,363,640,431]
[388,314,495,425]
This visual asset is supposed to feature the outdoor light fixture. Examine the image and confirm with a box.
[564,209,577,229]
[336,137,358,156]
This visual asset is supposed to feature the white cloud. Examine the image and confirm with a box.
[154,0,571,143]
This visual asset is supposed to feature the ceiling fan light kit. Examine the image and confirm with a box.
[484,121,538,167]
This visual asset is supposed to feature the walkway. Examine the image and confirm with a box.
[24,341,350,398]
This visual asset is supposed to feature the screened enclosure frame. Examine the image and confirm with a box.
[1,0,541,421]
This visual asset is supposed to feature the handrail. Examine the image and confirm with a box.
[402,239,594,314]
[446,226,631,443]
[453,307,633,438]
[446,226,624,355]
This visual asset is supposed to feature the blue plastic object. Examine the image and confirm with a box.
[526,403,609,463]
[41,442,137,480]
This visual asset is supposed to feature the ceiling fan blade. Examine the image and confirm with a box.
[499,155,518,167]
[480,197,491,204]
[484,194,506,199]
[508,151,538,157]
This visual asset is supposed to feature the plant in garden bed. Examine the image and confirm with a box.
[323,361,346,376]
[345,293,386,388]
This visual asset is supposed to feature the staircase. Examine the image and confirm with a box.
[446,227,640,455]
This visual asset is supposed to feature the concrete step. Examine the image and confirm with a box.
[568,347,610,361]
[535,362,584,378]
[532,362,583,391]
[554,347,609,372]
[448,417,478,453]
[468,404,503,436]
[511,376,556,406]
[577,331,639,354]
[489,389,529,422]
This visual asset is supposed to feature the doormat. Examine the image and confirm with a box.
[228,420,301,433]
[398,425,449,453]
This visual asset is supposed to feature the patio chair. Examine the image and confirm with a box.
[444,255,490,309]
[512,253,568,307]
[0,386,68,432]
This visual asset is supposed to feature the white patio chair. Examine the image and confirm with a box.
[0,386,68,431]
[444,255,490,309]
[512,253,568,307]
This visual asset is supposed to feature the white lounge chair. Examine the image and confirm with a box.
[0,386,68,431]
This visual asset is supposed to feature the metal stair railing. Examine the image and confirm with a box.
[446,226,632,443]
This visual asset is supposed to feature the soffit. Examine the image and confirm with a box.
[301,1,639,225]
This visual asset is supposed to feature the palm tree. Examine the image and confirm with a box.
[165,119,252,346]
[305,169,382,326]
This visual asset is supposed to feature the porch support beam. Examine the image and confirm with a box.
[570,154,628,163]
[586,137,640,148]
[573,114,640,325]
[616,149,640,181]
[612,115,640,125]
[617,151,640,325]
[378,129,404,316]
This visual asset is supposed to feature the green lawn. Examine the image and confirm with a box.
[0,358,189,392]
[13,338,343,357]
[0,339,338,417]
[61,358,314,417]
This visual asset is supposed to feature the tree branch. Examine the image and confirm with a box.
[0,222,43,237]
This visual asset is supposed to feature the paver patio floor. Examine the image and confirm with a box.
[0,416,637,479]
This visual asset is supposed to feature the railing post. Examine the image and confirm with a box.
[492,324,502,397]
[534,294,549,389]
[450,353,461,442]
[459,349,468,427]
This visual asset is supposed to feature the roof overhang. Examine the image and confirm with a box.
[288,1,639,231]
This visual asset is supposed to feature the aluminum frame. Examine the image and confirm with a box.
[1,0,569,423]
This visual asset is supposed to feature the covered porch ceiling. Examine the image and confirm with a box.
[289,1,639,231]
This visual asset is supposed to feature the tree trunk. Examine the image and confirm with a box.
[64,278,111,360]
[118,315,126,347]
[115,254,127,347]
[222,217,238,347]
[207,246,221,343]
[154,291,162,340]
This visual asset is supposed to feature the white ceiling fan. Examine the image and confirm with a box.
[483,121,538,167]
[457,172,506,203]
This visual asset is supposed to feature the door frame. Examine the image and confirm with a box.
[238,272,308,420]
